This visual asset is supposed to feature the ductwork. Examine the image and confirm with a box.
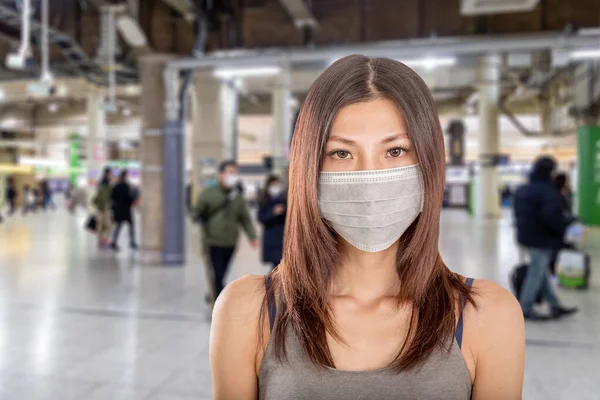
[461,0,540,16]
[160,0,196,22]
[278,0,317,29]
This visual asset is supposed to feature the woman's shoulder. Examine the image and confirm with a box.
[214,275,267,313]
[465,279,524,350]
[468,279,522,325]
[212,275,267,335]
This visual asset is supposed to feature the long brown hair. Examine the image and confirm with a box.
[262,55,475,372]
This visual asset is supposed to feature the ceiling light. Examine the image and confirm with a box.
[570,50,600,60]
[18,156,67,168]
[402,57,457,70]
[122,108,132,116]
[48,103,58,113]
[213,66,281,79]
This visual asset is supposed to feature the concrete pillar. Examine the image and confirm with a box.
[271,67,292,179]
[86,86,107,185]
[475,54,501,218]
[139,55,169,264]
[190,72,238,202]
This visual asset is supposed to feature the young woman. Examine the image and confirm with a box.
[258,175,287,270]
[210,55,525,399]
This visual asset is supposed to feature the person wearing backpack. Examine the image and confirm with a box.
[193,161,258,304]
[513,156,578,320]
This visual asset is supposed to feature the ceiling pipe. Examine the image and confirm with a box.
[167,29,600,71]
[40,0,51,82]
[5,0,32,69]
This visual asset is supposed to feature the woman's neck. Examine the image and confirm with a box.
[332,240,400,302]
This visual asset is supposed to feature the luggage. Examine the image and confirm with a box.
[85,214,97,232]
[510,263,543,304]
[556,249,590,289]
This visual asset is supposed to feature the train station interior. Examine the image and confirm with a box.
[0,0,599,399]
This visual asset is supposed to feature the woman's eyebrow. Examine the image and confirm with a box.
[328,136,356,145]
[381,133,409,144]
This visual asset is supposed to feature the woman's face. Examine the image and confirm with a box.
[322,98,418,172]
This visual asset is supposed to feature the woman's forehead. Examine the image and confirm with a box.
[329,99,408,141]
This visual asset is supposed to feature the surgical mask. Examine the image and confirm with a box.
[224,174,240,189]
[318,164,424,252]
[268,185,283,198]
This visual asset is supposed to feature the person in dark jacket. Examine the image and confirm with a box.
[5,179,16,215]
[513,156,577,320]
[110,170,137,251]
[193,161,258,303]
[258,175,286,270]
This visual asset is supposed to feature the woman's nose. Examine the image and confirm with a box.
[356,150,385,171]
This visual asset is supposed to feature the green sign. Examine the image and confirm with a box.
[69,133,82,186]
[577,125,600,226]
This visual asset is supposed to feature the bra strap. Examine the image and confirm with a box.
[265,276,276,332]
[456,277,474,349]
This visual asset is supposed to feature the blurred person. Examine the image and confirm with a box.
[548,172,577,277]
[211,56,525,400]
[193,160,258,304]
[41,180,56,210]
[110,170,137,251]
[5,179,16,215]
[258,175,287,271]
[93,168,113,248]
[513,156,578,320]
[22,185,36,214]
[554,173,573,218]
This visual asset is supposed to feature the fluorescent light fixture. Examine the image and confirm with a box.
[18,156,67,168]
[56,85,68,96]
[570,50,600,60]
[213,66,281,79]
[401,57,457,70]
[48,103,58,113]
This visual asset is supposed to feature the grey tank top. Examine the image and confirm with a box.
[258,278,474,400]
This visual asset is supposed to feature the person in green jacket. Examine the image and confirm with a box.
[194,160,258,302]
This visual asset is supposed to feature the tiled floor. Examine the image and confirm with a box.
[0,205,599,400]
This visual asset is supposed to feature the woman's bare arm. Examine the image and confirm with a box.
[210,275,266,400]
[468,280,526,400]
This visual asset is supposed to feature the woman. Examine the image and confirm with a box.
[93,168,113,248]
[258,175,286,270]
[210,56,525,399]
[554,173,573,218]
[549,173,576,276]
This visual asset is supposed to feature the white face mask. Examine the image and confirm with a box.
[318,164,424,252]
[224,174,240,189]
[268,185,283,198]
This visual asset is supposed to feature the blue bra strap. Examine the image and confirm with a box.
[265,276,276,332]
[456,277,474,349]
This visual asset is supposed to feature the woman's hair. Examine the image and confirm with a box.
[262,55,475,372]
[260,175,282,206]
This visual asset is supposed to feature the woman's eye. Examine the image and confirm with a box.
[387,148,404,158]
[334,150,351,159]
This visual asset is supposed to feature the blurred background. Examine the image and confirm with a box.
[0,0,599,399]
